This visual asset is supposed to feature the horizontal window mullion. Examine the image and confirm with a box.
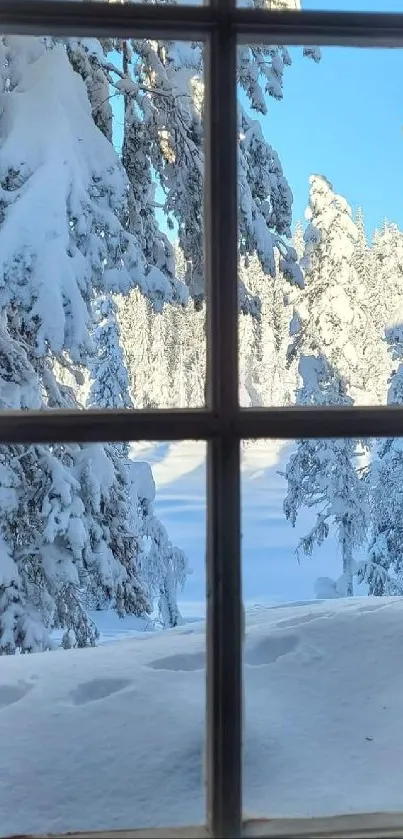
[236,8,403,46]
[2,2,403,48]
[235,406,403,440]
[0,406,403,444]
[0,0,213,39]
[0,409,219,444]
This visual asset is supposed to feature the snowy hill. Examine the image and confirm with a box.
[130,440,366,613]
[1,597,403,837]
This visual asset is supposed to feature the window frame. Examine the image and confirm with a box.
[2,3,403,838]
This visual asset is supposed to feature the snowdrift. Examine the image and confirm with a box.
[1,597,403,836]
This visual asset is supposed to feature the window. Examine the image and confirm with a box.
[2,2,403,838]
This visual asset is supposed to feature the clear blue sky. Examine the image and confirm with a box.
[260,0,403,238]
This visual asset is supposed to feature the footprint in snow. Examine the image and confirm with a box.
[277,612,332,630]
[148,635,299,672]
[355,603,390,615]
[70,678,133,706]
[148,652,205,672]
[0,681,33,709]
[245,634,299,667]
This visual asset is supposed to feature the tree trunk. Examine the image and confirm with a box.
[341,519,354,597]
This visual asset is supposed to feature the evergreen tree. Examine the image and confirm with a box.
[129,462,189,628]
[239,254,297,408]
[0,36,185,652]
[352,210,390,403]
[370,222,403,339]
[293,221,305,261]
[118,244,206,410]
[358,319,403,596]
[283,177,374,593]
[117,289,153,409]
[89,296,133,411]
[82,11,320,309]
[291,175,386,406]
[354,207,368,287]
[283,355,368,596]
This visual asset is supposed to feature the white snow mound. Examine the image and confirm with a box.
[0,597,403,836]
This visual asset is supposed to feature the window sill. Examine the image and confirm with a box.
[10,813,403,839]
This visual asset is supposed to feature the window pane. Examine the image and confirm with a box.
[238,44,403,408]
[0,438,206,835]
[242,435,403,818]
[238,0,403,11]
[0,34,205,413]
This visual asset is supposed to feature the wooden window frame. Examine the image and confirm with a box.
[2,3,403,837]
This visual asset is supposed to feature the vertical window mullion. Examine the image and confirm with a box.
[204,2,242,836]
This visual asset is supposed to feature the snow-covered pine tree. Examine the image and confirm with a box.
[88,282,190,625]
[282,354,368,597]
[85,295,152,615]
[293,220,305,261]
[370,222,403,346]
[80,3,320,313]
[238,254,297,408]
[128,461,189,628]
[283,178,378,593]
[290,175,386,406]
[145,310,174,408]
[354,207,368,289]
[89,296,133,411]
[0,36,185,653]
[358,317,403,596]
[357,436,403,597]
[352,209,390,403]
[117,288,152,409]
[105,4,321,413]
[117,242,206,409]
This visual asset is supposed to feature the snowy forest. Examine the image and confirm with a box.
[0,3,403,656]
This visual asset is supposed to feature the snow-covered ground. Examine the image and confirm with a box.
[1,597,403,836]
[131,439,365,616]
[0,440,382,837]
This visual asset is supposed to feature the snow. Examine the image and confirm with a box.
[1,596,403,836]
[138,439,363,607]
[128,460,156,503]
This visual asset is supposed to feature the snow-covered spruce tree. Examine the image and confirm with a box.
[89,290,189,625]
[79,6,321,314]
[0,36,185,653]
[238,253,297,408]
[290,175,387,407]
[283,178,375,594]
[370,222,403,348]
[352,210,391,403]
[128,462,189,628]
[117,288,154,409]
[282,355,368,597]
[357,437,403,596]
[101,5,321,413]
[293,220,305,261]
[353,208,369,290]
[85,295,151,615]
[118,242,206,409]
[89,296,133,411]
[357,318,403,596]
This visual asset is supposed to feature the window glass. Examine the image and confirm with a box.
[0,29,207,836]
[0,35,205,414]
[242,434,403,817]
[238,1,403,13]
[238,44,403,408]
[0,439,206,835]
